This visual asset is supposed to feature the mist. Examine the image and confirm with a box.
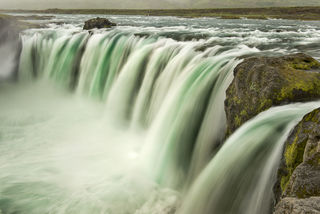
[1,0,320,10]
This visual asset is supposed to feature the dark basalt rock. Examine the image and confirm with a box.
[225,53,320,136]
[83,17,116,30]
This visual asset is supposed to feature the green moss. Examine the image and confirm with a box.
[280,174,291,192]
[282,129,308,192]
[231,95,241,105]
[240,110,248,117]
[304,109,320,122]
[257,98,273,112]
[276,66,320,101]
[288,60,320,70]
[249,83,258,91]
[235,115,241,127]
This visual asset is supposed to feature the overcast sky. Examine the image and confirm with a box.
[1,0,320,10]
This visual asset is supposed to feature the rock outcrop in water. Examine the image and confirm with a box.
[273,108,320,214]
[224,53,320,213]
[225,53,320,136]
[83,17,116,30]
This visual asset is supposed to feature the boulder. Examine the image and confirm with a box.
[225,53,320,136]
[274,197,320,214]
[83,17,116,30]
[274,108,320,203]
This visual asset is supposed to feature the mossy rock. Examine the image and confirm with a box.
[83,17,116,30]
[225,53,320,136]
[274,108,320,204]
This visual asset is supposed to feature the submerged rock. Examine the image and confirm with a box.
[274,197,320,214]
[83,17,116,30]
[225,53,320,136]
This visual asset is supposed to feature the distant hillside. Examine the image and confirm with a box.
[1,0,320,10]
[190,0,320,8]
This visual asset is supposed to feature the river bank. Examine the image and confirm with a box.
[1,6,320,20]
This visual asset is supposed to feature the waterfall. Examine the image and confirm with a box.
[1,29,318,214]
[18,31,259,189]
[178,102,320,214]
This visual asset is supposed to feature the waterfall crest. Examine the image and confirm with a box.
[1,29,318,214]
[18,30,259,190]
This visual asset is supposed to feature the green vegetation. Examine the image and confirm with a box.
[281,125,308,192]
[1,7,320,20]
[225,53,320,136]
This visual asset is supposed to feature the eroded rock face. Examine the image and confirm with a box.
[284,163,320,198]
[273,108,320,214]
[225,53,320,136]
[271,113,320,214]
[274,108,320,204]
[274,197,320,214]
[83,17,116,30]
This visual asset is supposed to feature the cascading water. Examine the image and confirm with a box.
[1,17,320,214]
[178,102,320,214]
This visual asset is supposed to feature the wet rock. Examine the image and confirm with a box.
[274,197,320,214]
[274,108,320,203]
[225,53,320,136]
[284,163,320,198]
[83,17,116,30]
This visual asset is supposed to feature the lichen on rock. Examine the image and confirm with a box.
[274,108,320,201]
[273,108,320,213]
[274,197,320,214]
[225,53,320,136]
[223,53,320,213]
